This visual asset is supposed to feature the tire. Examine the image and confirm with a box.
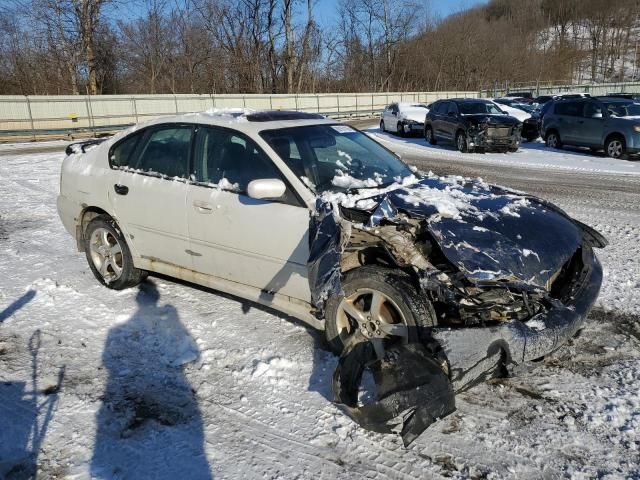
[324,265,436,354]
[508,146,519,153]
[84,215,147,290]
[397,122,405,137]
[605,135,626,159]
[380,120,385,132]
[545,130,562,149]
[456,130,470,153]
[424,125,437,145]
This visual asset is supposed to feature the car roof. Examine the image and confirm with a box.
[594,96,634,103]
[130,109,336,135]
[446,98,491,103]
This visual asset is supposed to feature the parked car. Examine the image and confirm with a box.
[494,97,535,112]
[57,109,606,442]
[532,95,555,107]
[504,91,533,100]
[424,98,522,152]
[541,96,640,158]
[606,92,640,102]
[380,102,429,136]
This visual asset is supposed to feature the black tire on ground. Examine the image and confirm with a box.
[397,122,405,137]
[605,135,627,159]
[424,125,437,145]
[508,146,519,153]
[456,130,470,153]
[380,120,385,132]
[545,130,562,149]
[324,265,437,354]
[84,215,147,290]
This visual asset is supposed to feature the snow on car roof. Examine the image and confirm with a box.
[127,109,336,134]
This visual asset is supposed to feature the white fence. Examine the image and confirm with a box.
[0,91,478,139]
[479,81,640,98]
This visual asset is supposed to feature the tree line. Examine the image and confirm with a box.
[0,0,638,96]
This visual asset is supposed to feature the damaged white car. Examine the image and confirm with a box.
[57,110,606,445]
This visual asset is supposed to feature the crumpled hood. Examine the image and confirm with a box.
[399,108,428,123]
[462,114,521,127]
[343,177,583,290]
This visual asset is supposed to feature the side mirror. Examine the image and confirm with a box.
[247,179,286,200]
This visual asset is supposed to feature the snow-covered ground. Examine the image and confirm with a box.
[0,141,639,479]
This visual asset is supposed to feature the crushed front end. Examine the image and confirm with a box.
[466,119,522,151]
[310,175,606,445]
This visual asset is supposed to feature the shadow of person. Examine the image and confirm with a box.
[0,290,36,323]
[90,282,212,480]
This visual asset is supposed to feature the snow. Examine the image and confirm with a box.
[1,144,639,478]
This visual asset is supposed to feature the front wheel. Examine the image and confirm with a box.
[324,266,436,354]
[380,120,385,132]
[545,131,562,149]
[397,122,405,137]
[456,130,470,153]
[84,215,147,290]
[424,125,437,145]
[605,136,626,159]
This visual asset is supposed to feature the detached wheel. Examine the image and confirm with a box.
[425,125,437,145]
[85,215,146,290]
[324,266,436,354]
[545,131,562,149]
[456,130,470,153]
[380,120,385,132]
[605,135,626,159]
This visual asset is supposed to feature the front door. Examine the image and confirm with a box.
[108,124,193,268]
[186,126,311,302]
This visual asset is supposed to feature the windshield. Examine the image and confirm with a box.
[459,102,504,115]
[603,102,640,117]
[261,124,414,193]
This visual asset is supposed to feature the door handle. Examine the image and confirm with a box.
[114,184,129,195]
[193,201,213,213]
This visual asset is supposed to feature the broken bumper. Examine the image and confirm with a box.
[469,130,520,150]
[431,247,603,391]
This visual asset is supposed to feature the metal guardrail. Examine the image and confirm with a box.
[0,91,478,140]
[479,80,640,98]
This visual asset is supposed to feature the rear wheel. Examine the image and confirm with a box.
[545,131,562,149]
[324,266,436,355]
[424,125,437,145]
[605,135,626,159]
[456,130,470,153]
[84,215,146,290]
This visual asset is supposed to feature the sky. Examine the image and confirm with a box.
[313,0,490,27]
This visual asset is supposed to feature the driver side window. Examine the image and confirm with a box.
[192,126,298,205]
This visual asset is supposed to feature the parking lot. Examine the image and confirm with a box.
[1,134,639,479]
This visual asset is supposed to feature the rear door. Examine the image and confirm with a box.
[575,100,605,147]
[553,101,582,144]
[109,124,193,268]
[186,126,311,302]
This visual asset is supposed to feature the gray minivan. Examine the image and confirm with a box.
[541,97,640,158]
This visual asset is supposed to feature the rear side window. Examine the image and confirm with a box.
[110,132,143,168]
[554,101,582,116]
[133,126,193,179]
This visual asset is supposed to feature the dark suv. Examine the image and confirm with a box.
[424,98,522,153]
[541,97,640,158]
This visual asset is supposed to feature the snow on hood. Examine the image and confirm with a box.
[399,107,428,123]
[332,175,583,289]
[496,105,531,122]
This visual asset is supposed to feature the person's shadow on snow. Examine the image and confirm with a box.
[90,282,212,479]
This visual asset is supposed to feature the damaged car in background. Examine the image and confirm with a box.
[424,98,522,152]
[57,110,606,446]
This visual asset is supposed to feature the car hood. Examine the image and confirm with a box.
[461,114,521,127]
[399,108,428,123]
[340,177,583,290]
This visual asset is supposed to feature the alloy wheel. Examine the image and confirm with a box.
[336,288,408,359]
[547,133,558,148]
[607,139,623,158]
[89,227,124,283]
